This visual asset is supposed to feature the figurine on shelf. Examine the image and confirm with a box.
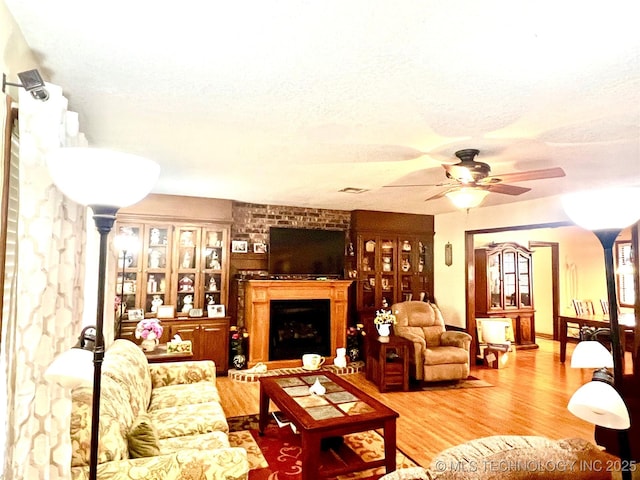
[180,230,194,247]
[151,294,163,313]
[182,251,192,268]
[182,294,193,313]
[402,258,411,272]
[208,276,218,292]
[179,275,194,292]
[149,249,161,269]
[209,250,221,269]
[150,228,161,246]
[208,232,221,247]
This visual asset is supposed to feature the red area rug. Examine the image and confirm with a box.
[227,414,419,480]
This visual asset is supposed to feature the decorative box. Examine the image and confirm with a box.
[167,340,192,353]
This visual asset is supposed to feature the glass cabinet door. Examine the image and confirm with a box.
[518,252,532,307]
[174,227,202,315]
[115,224,143,317]
[488,252,502,308]
[399,237,415,301]
[379,238,395,308]
[358,236,377,309]
[503,251,516,307]
[202,228,227,309]
[143,225,172,315]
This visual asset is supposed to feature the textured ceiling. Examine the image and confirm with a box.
[6,1,640,214]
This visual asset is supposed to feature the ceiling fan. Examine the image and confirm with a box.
[384,148,565,205]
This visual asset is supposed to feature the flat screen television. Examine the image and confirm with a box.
[268,227,345,278]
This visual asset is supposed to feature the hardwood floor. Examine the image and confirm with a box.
[217,338,625,468]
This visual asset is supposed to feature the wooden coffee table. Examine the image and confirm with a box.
[259,371,399,480]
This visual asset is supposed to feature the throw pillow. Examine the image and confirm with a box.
[127,413,160,458]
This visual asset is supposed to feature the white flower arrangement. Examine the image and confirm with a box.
[374,309,396,325]
[135,319,163,340]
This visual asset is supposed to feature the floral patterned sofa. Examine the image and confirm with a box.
[70,339,249,479]
[378,435,625,480]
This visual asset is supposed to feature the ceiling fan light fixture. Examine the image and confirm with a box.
[445,188,489,209]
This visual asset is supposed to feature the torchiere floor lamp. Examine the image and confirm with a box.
[46,147,159,480]
[563,186,640,480]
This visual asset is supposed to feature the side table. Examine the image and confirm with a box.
[366,335,412,392]
[143,344,194,363]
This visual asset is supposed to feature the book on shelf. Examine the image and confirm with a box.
[272,411,297,434]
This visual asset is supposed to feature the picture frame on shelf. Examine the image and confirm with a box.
[127,309,144,321]
[231,240,248,253]
[208,304,225,318]
[253,242,267,254]
[188,308,203,318]
[157,305,176,319]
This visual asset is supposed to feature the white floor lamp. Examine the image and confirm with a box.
[46,147,159,480]
[563,186,640,480]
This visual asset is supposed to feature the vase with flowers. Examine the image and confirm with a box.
[135,318,164,352]
[374,309,396,343]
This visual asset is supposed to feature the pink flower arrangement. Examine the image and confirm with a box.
[135,319,163,340]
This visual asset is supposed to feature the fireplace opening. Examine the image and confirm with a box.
[269,299,331,361]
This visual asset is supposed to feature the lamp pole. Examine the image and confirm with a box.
[88,206,118,480]
[117,246,127,338]
[593,228,632,480]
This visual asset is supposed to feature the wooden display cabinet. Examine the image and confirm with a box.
[474,242,537,349]
[350,211,434,326]
[115,221,230,318]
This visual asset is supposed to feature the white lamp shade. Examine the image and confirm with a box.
[446,188,489,209]
[46,147,160,207]
[568,381,630,429]
[571,341,614,369]
[44,348,94,389]
[562,187,640,230]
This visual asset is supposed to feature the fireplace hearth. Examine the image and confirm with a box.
[269,299,331,360]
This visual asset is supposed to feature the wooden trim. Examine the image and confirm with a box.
[529,241,560,340]
[465,231,476,361]
[0,102,17,335]
[632,222,639,379]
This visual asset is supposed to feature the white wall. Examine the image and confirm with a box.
[434,194,633,330]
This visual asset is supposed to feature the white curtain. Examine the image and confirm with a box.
[2,84,88,479]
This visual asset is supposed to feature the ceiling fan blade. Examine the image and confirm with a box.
[486,183,531,196]
[424,189,450,201]
[383,179,454,188]
[486,167,565,184]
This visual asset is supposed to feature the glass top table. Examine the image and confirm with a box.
[259,371,398,480]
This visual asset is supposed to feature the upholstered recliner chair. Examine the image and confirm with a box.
[391,301,472,382]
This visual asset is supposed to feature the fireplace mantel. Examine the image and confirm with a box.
[244,280,352,369]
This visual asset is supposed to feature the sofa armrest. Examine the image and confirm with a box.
[149,360,217,388]
[440,331,472,350]
[71,448,249,480]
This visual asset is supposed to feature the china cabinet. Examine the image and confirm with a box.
[113,194,234,370]
[349,210,434,335]
[115,222,230,317]
[474,242,537,349]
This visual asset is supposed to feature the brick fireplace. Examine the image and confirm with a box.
[244,280,352,369]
